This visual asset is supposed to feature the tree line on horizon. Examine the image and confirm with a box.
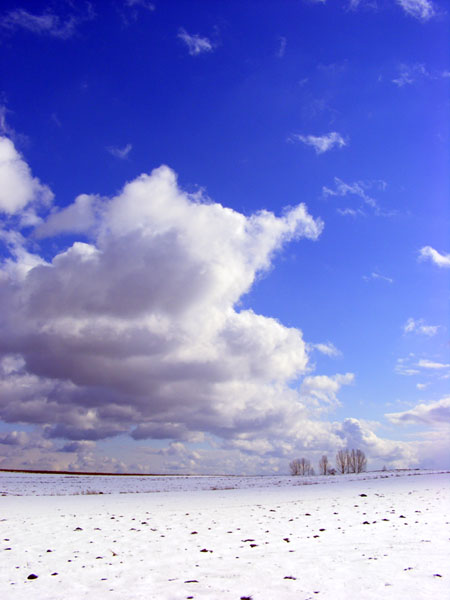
[289,449,367,476]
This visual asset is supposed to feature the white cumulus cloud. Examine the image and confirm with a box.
[0,136,53,215]
[300,373,354,411]
[312,342,341,357]
[34,193,102,239]
[0,162,326,452]
[334,418,418,467]
[386,396,450,426]
[419,246,450,268]
[0,147,435,473]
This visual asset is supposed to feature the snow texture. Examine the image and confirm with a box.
[0,470,448,599]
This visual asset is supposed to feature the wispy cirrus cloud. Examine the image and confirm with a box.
[323,177,393,217]
[337,207,363,217]
[276,36,287,58]
[419,246,450,268]
[396,0,437,21]
[347,0,377,10]
[0,5,94,39]
[396,355,450,377]
[178,28,213,55]
[395,356,420,376]
[327,0,437,20]
[403,318,439,337]
[124,0,155,10]
[392,63,429,87]
[309,0,437,21]
[392,63,450,87]
[107,143,133,160]
[120,0,155,24]
[290,132,347,154]
[363,272,394,284]
[323,178,377,207]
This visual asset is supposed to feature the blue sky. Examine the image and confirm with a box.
[0,0,449,474]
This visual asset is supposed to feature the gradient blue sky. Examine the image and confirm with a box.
[0,0,449,474]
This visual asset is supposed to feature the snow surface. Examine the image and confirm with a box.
[0,471,449,599]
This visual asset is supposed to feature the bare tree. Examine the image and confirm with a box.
[289,458,301,476]
[336,449,347,474]
[299,457,312,476]
[348,449,356,473]
[355,449,367,473]
[336,448,367,474]
[289,457,312,476]
[318,455,329,475]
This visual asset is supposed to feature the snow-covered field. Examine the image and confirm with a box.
[0,470,449,599]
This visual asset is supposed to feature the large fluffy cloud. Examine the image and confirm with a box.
[0,139,428,472]
[0,156,330,455]
[334,417,417,467]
